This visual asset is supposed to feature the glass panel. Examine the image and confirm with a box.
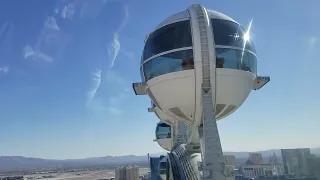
[143,49,193,81]
[159,162,167,170]
[216,48,257,74]
[211,19,256,53]
[156,123,171,139]
[140,66,144,81]
[143,20,192,60]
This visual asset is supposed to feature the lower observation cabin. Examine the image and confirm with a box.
[154,121,172,151]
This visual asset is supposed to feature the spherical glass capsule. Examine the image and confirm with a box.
[141,6,258,126]
[155,122,172,151]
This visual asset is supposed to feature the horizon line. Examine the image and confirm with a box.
[1,147,319,160]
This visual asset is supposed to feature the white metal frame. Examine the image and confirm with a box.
[142,47,193,64]
[154,18,190,33]
[215,45,257,57]
[188,4,226,180]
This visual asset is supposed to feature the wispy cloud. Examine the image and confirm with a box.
[297,36,319,79]
[86,1,130,112]
[86,36,120,105]
[107,37,120,69]
[124,88,130,92]
[303,36,318,61]
[88,100,122,115]
[88,70,129,115]
[105,71,130,115]
[108,93,128,106]
[88,93,127,116]
[0,66,8,75]
[308,37,317,49]
[107,106,122,115]
[120,48,135,61]
[105,70,128,87]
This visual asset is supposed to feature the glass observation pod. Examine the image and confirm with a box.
[149,102,176,126]
[155,121,172,151]
[134,5,270,127]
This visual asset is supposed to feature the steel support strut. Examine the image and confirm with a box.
[190,4,226,180]
[198,106,225,180]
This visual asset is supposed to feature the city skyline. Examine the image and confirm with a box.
[1,147,319,160]
[1,0,320,159]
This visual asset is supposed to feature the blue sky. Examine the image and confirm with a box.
[0,0,320,159]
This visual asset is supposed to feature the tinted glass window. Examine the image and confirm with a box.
[159,162,167,170]
[216,48,257,74]
[143,20,192,60]
[143,49,193,81]
[211,19,256,53]
[156,123,171,139]
[140,66,144,81]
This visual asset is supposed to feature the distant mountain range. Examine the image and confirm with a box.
[1,148,319,173]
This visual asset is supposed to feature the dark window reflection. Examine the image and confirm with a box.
[216,48,257,74]
[143,20,192,61]
[159,162,167,170]
[211,19,256,53]
[156,123,171,139]
[143,49,193,81]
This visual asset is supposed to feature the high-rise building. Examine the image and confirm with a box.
[224,155,236,166]
[281,148,311,177]
[269,152,278,165]
[149,156,162,180]
[115,165,139,180]
[307,154,320,178]
[248,153,263,165]
[268,152,285,176]
[271,164,285,176]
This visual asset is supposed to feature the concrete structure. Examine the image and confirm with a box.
[271,164,285,176]
[248,152,263,165]
[224,155,236,166]
[269,152,279,165]
[268,152,285,176]
[307,154,320,178]
[224,165,237,180]
[115,165,139,180]
[150,157,162,180]
[158,156,167,180]
[281,148,311,177]
[241,164,273,178]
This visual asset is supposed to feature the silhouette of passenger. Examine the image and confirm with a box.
[216,57,225,68]
[181,57,194,70]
